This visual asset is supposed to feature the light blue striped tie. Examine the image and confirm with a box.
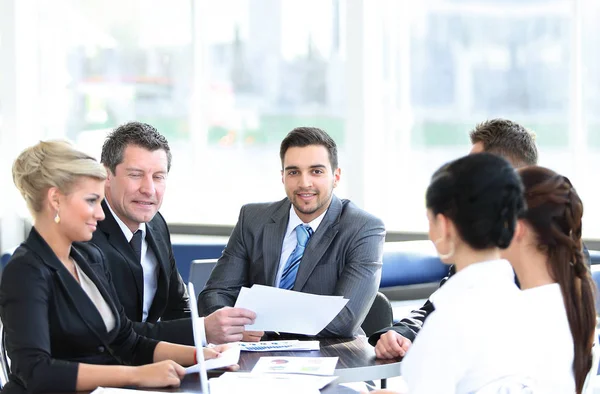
[279,224,313,290]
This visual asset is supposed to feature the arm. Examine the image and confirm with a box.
[130,318,194,345]
[198,207,250,316]
[368,265,455,346]
[319,218,386,337]
[161,218,191,320]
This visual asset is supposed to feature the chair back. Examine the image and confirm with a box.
[0,321,9,387]
[361,292,393,337]
[189,259,218,293]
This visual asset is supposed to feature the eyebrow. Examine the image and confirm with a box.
[87,193,101,198]
[284,164,327,171]
[125,167,167,175]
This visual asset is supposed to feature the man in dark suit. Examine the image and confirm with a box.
[92,122,256,345]
[198,127,386,338]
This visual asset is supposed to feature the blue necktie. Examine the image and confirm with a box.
[279,224,313,290]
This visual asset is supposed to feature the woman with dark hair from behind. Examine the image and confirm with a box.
[397,153,531,393]
[502,166,596,394]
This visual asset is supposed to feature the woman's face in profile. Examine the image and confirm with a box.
[57,177,106,242]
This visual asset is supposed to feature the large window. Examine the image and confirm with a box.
[1,0,599,240]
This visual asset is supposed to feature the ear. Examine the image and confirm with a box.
[280,169,284,185]
[47,187,61,211]
[513,220,528,243]
[333,168,341,188]
[436,213,451,239]
[105,166,113,187]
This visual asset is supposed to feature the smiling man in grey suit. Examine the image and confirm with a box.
[198,127,385,338]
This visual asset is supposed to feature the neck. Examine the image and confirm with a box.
[34,217,72,261]
[511,247,556,290]
[452,246,501,272]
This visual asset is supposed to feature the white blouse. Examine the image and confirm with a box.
[401,259,532,394]
[75,263,116,332]
[519,284,576,393]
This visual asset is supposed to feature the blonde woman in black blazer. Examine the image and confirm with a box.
[0,141,228,394]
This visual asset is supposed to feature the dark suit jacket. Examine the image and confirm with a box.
[198,196,385,337]
[89,201,193,345]
[368,245,593,346]
[0,228,159,394]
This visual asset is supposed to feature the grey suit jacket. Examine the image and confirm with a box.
[197,195,385,337]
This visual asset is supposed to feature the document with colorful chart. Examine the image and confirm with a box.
[250,356,338,376]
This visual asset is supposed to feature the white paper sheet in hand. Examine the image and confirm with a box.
[233,285,348,335]
[185,344,241,375]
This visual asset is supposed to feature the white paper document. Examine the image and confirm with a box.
[91,388,166,394]
[238,340,319,352]
[233,285,348,335]
[251,356,338,376]
[208,372,337,394]
[185,344,241,374]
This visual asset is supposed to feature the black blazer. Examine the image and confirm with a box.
[88,201,193,345]
[0,228,159,394]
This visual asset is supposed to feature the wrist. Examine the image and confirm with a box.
[125,366,141,387]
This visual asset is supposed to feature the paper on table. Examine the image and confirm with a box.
[238,340,319,352]
[234,285,348,335]
[251,356,338,376]
[209,378,320,394]
[217,372,337,389]
[91,388,166,394]
[185,344,241,374]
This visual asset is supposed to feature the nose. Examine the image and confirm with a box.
[139,174,156,196]
[299,172,313,188]
[95,203,105,221]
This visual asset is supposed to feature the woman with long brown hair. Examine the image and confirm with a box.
[502,166,596,394]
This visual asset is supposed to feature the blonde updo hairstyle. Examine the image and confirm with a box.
[12,140,107,217]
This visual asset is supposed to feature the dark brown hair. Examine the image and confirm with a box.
[279,127,338,170]
[470,119,538,168]
[519,166,595,394]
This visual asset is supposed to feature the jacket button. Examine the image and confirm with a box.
[98,346,105,353]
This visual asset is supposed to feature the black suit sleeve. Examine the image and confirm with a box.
[130,319,194,345]
[368,265,455,346]
[158,214,190,320]
[0,256,79,393]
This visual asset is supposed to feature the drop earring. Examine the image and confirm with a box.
[54,210,61,224]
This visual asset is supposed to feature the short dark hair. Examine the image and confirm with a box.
[279,127,338,170]
[469,119,538,168]
[101,122,172,174]
[426,153,525,250]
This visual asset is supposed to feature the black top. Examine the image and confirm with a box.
[0,228,159,394]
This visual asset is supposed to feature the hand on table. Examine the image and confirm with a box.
[374,331,411,359]
[241,330,264,342]
[134,360,185,388]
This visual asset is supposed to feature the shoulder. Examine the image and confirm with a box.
[73,242,106,265]
[338,198,385,229]
[149,211,169,230]
[239,199,289,220]
[1,245,51,289]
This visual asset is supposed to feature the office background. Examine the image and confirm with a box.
[1,0,599,252]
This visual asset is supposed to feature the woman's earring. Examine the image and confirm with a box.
[434,238,455,260]
[54,210,60,224]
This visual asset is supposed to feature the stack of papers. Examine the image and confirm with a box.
[234,285,348,335]
[238,340,319,352]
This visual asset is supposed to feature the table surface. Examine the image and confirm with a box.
[235,336,401,384]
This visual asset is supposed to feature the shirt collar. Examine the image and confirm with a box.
[105,200,146,242]
[286,205,327,238]
[429,259,516,307]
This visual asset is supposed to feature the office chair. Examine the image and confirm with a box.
[0,320,9,388]
[361,292,393,389]
[189,259,218,293]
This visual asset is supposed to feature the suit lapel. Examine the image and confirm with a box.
[293,196,341,291]
[145,221,168,321]
[263,200,291,286]
[99,201,144,306]
[25,229,113,344]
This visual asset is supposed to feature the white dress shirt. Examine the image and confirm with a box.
[402,259,532,394]
[106,201,159,322]
[274,206,327,287]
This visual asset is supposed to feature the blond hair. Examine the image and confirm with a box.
[12,140,107,216]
